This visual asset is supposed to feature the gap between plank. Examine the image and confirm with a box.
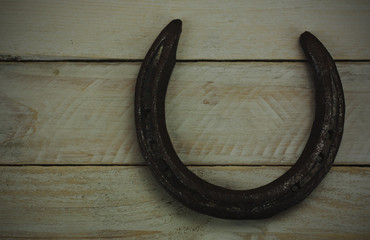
[0,56,369,63]
[0,164,369,167]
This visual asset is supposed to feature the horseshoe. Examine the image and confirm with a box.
[134,19,345,219]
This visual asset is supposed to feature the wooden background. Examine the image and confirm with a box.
[0,1,369,239]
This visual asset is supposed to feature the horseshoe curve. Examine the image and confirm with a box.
[134,19,345,219]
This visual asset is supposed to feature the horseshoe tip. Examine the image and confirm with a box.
[301,31,312,35]
[167,19,182,31]
[299,31,322,50]
[170,19,182,25]
[300,31,314,41]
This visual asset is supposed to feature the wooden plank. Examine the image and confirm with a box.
[0,62,369,165]
[0,166,369,239]
[0,0,369,60]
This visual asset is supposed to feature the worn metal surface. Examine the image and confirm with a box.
[134,19,345,219]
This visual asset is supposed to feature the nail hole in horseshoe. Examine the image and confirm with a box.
[148,137,156,147]
[316,152,325,163]
[291,183,300,192]
[328,129,335,139]
[165,170,174,178]
[143,108,152,119]
[158,164,169,172]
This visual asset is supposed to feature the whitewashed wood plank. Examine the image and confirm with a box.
[0,0,369,60]
[0,166,369,239]
[0,62,369,165]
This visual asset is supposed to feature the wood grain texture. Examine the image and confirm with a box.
[0,62,369,165]
[0,0,369,60]
[0,166,369,239]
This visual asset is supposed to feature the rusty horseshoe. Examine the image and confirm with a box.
[134,19,345,219]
